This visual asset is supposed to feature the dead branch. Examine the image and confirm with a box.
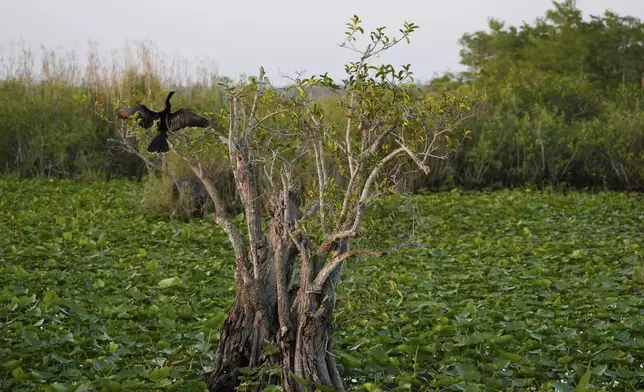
[313,135,328,237]
[107,124,160,173]
[168,139,252,282]
[351,146,407,226]
[311,241,431,292]
[227,68,269,280]
[399,144,430,173]
[317,229,359,256]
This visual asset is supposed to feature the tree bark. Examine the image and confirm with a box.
[207,190,346,392]
[290,272,345,392]
[207,261,279,392]
[207,279,344,392]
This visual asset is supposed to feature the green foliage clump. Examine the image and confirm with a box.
[2,180,643,391]
[421,0,644,191]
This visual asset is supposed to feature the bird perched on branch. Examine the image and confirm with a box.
[118,91,210,153]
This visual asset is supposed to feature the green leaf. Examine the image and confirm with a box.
[313,384,339,392]
[48,383,72,392]
[500,352,523,363]
[96,234,108,248]
[590,364,607,376]
[157,277,177,288]
[43,290,61,303]
[361,383,383,392]
[3,359,21,370]
[100,379,122,392]
[395,344,416,353]
[454,382,481,392]
[455,364,481,382]
[290,372,312,386]
[12,367,25,380]
[147,366,171,382]
[261,386,284,392]
[338,352,360,368]
[573,372,591,391]
[369,345,389,365]
[553,381,573,392]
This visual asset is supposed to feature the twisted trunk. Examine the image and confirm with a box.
[207,261,278,392]
[207,288,343,392]
[289,271,344,392]
[207,194,345,392]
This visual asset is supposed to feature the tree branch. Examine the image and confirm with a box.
[344,46,371,177]
[243,66,266,144]
[107,124,160,173]
[399,144,431,174]
[312,241,430,292]
[313,135,328,237]
[168,140,252,282]
[335,167,361,231]
[320,146,406,254]
[228,94,240,165]
[351,146,406,225]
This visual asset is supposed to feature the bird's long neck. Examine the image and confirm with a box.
[164,92,174,112]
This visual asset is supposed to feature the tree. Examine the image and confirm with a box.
[135,17,474,391]
[452,0,644,190]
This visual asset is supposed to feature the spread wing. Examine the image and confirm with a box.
[168,109,210,132]
[118,104,160,129]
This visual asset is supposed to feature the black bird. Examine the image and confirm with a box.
[118,91,210,153]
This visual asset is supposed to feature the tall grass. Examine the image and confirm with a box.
[0,40,226,180]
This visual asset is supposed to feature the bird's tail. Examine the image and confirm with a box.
[147,134,169,153]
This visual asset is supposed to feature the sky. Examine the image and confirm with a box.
[1,0,642,85]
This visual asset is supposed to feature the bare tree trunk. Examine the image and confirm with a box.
[207,276,344,392]
[207,291,259,392]
[207,261,280,392]
[207,187,346,392]
[290,265,345,392]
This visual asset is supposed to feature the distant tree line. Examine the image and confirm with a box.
[0,0,642,192]
[424,0,644,190]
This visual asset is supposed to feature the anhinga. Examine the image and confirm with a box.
[118,91,210,153]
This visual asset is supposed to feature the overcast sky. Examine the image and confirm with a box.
[1,0,642,84]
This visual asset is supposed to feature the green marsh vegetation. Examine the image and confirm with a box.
[1,180,643,391]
